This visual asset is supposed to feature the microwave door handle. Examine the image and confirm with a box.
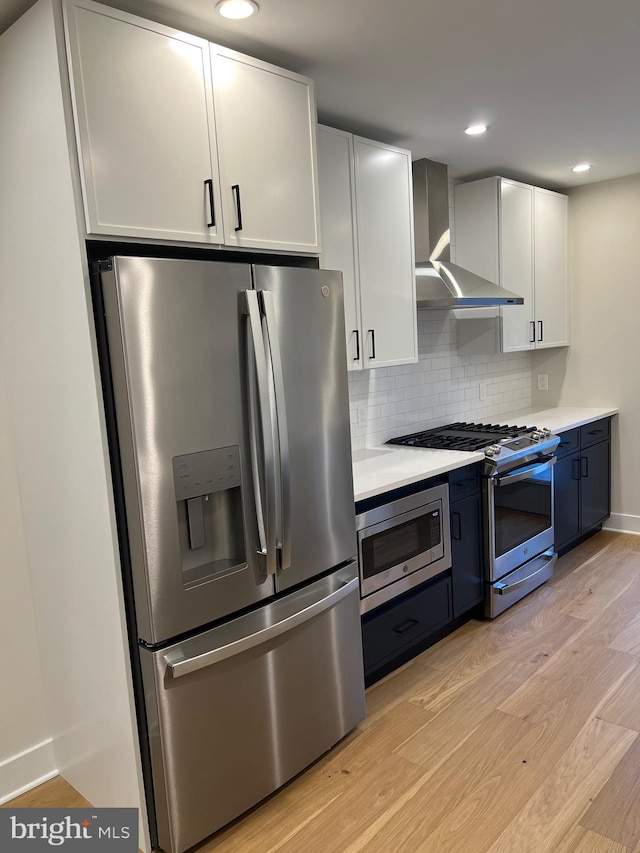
[246,290,277,576]
[262,290,291,573]
[495,457,556,487]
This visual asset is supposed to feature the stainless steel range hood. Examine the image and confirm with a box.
[412,159,524,309]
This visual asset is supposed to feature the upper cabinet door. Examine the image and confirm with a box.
[65,0,223,243]
[534,188,569,348]
[212,48,320,253]
[317,127,362,370]
[353,138,417,369]
[499,180,535,353]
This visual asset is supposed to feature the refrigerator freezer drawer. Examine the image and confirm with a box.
[140,563,365,853]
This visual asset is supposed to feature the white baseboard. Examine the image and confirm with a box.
[0,738,57,805]
[604,513,640,536]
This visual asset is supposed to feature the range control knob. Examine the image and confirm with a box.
[485,444,502,457]
[541,427,551,437]
[532,430,544,440]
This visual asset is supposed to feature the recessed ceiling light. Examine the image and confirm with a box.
[571,163,591,173]
[464,124,488,136]
[216,0,259,19]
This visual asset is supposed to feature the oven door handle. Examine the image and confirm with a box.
[494,457,556,487]
[494,553,556,594]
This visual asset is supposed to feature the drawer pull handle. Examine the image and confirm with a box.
[588,429,602,435]
[393,618,419,635]
[581,456,589,478]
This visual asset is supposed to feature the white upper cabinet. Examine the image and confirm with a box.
[317,127,417,371]
[454,176,568,353]
[64,1,321,253]
[65,1,223,244]
[316,128,361,369]
[533,187,569,348]
[211,48,320,253]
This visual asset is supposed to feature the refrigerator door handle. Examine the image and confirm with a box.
[246,291,277,576]
[261,290,292,572]
[165,577,359,678]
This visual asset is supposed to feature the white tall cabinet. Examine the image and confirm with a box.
[317,126,417,370]
[454,177,568,353]
[65,0,320,253]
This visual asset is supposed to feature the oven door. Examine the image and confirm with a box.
[487,456,556,581]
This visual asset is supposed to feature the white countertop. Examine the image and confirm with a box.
[495,405,618,434]
[352,406,618,503]
[352,446,484,503]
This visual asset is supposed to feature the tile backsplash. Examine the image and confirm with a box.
[348,311,533,451]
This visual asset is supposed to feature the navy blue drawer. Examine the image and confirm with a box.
[580,418,610,449]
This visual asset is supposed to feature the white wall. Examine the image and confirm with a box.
[0,365,55,803]
[532,173,640,532]
[0,2,149,845]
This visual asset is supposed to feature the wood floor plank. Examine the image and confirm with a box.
[267,754,425,853]
[498,642,635,726]
[485,717,637,853]
[580,734,640,849]
[609,610,640,657]
[598,664,640,732]
[562,574,640,653]
[561,554,640,622]
[554,826,628,852]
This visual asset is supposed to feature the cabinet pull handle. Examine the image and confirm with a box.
[354,330,360,361]
[572,458,581,480]
[581,456,589,478]
[393,618,419,635]
[232,184,243,232]
[530,321,536,343]
[588,428,603,436]
[538,320,544,342]
[452,511,462,540]
[204,179,216,228]
[369,329,376,359]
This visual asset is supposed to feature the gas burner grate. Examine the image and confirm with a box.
[387,421,536,451]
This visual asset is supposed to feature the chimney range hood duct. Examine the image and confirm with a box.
[412,159,524,309]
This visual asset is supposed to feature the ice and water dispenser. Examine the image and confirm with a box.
[173,446,246,588]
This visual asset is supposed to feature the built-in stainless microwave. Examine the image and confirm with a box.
[356,483,451,614]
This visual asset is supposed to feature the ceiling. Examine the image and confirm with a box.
[3,0,640,189]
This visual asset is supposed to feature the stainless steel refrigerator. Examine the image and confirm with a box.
[97,256,365,853]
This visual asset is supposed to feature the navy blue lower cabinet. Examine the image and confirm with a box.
[450,493,484,617]
[553,418,611,554]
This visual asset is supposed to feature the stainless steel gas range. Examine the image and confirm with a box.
[388,421,560,617]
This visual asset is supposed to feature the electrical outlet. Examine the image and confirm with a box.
[537,374,549,392]
[357,402,368,427]
[479,382,487,401]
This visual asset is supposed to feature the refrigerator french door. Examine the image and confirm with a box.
[99,257,365,853]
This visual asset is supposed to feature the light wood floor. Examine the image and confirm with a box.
[6,530,640,852]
